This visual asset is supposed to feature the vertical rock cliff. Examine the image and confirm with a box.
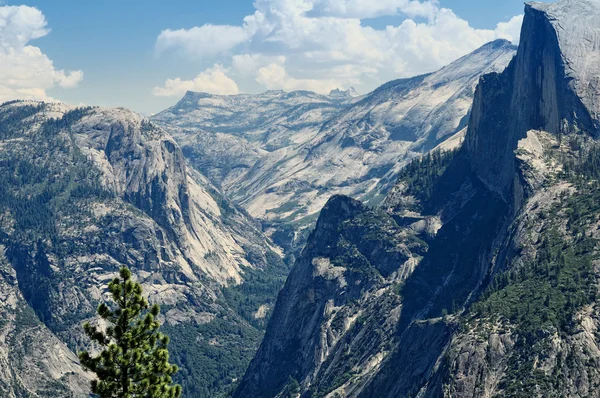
[466,0,600,199]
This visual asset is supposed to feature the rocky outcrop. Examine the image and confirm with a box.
[234,195,429,397]
[70,106,277,284]
[0,245,91,397]
[328,88,359,100]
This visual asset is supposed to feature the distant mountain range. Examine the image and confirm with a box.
[153,40,516,253]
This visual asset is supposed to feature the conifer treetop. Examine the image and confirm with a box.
[79,266,182,398]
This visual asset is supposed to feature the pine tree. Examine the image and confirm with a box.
[79,267,182,398]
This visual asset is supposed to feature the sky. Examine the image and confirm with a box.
[0,0,536,114]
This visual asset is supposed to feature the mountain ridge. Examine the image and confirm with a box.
[153,39,517,255]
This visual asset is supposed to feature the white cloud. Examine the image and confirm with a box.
[153,64,239,96]
[232,54,286,77]
[494,14,524,45]
[154,0,523,96]
[156,24,249,58]
[256,60,343,93]
[0,5,48,48]
[0,5,83,103]
[56,69,84,89]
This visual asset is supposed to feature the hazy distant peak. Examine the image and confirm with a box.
[328,87,359,99]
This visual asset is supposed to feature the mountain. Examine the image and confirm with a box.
[0,38,515,396]
[0,249,92,397]
[234,1,600,397]
[153,41,516,253]
[0,101,286,397]
[152,90,352,187]
[327,88,359,101]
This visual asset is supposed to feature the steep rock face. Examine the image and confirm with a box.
[235,195,429,398]
[0,245,91,398]
[0,101,285,397]
[70,107,274,284]
[237,2,600,397]
[535,0,600,130]
[466,0,600,199]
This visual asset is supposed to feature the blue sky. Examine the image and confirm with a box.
[0,0,533,114]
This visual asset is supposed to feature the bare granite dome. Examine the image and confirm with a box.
[529,0,600,129]
[466,0,600,199]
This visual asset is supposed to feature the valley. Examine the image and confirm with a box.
[3,1,600,397]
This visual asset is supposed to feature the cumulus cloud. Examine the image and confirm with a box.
[156,24,249,58]
[154,0,523,96]
[494,14,524,44]
[0,5,83,103]
[153,65,239,96]
[232,54,286,77]
[256,60,343,93]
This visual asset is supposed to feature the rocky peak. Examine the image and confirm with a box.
[72,108,192,241]
[528,0,600,131]
[328,87,359,100]
[480,38,516,50]
[466,0,600,199]
[313,195,365,231]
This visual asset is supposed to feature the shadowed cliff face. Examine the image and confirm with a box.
[236,1,600,397]
[466,0,600,200]
[234,195,423,398]
[234,152,512,398]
